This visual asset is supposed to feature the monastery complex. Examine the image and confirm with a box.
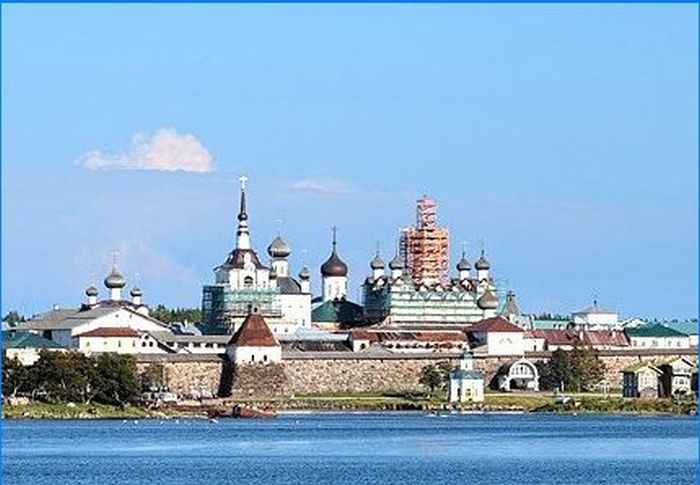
[6,178,698,403]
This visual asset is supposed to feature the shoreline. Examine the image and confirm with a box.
[3,394,697,420]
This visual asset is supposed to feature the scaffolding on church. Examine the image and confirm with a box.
[400,196,450,287]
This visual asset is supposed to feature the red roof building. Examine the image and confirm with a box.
[466,317,524,334]
[228,311,279,348]
[77,327,140,338]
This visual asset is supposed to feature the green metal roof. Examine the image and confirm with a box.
[2,331,63,349]
[311,300,364,324]
[624,324,688,338]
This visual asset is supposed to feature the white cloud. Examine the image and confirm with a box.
[77,128,214,173]
[288,177,355,196]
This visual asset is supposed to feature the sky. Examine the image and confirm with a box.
[2,4,697,320]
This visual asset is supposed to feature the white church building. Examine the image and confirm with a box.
[201,177,312,335]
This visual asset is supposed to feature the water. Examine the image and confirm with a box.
[2,413,697,485]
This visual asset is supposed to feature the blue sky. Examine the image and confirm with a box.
[2,5,697,319]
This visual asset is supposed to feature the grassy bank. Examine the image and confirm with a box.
[4,393,696,419]
[2,401,190,420]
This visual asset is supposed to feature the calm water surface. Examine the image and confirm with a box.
[2,413,697,485]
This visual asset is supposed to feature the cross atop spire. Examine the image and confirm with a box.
[235,176,251,249]
[332,226,338,250]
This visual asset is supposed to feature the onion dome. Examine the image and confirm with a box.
[321,251,348,277]
[321,229,348,277]
[267,235,291,258]
[104,266,126,289]
[85,286,98,297]
[130,287,143,298]
[299,266,310,280]
[370,253,385,270]
[457,254,471,271]
[389,254,404,270]
[477,288,499,310]
[475,253,490,271]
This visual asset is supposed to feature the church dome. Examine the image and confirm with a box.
[299,266,310,280]
[130,287,143,297]
[475,254,490,270]
[85,286,98,297]
[477,288,498,310]
[457,256,471,271]
[321,251,348,277]
[104,267,126,289]
[370,254,385,270]
[389,254,404,270]
[267,235,291,258]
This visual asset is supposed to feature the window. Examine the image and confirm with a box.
[118,340,122,347]
[251,355,255,362]
[263,355,268,362]
[244,276,254,288]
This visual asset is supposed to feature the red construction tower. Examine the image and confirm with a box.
[400,196,450,286]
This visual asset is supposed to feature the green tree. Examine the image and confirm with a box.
[547,344,606,392]
[3,311,25,325]
[30,351,97,403]
[150,305,202,326]
[419,364,444,398]
[2,354,32,397]
[140,363,167,392]
[93,353,140,406]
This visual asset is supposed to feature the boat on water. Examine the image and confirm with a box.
[207,404,277,419]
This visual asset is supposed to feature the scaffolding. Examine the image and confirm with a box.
[401,196,449,286]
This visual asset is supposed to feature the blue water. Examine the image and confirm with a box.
[2,413,697,485]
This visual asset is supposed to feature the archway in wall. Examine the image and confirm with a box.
[498,359,539,392]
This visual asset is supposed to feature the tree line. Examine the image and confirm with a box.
[3,351,141,406]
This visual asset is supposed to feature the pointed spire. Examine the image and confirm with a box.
[235,176,251,249]
[332,225,338,252]
[237,175,248,222]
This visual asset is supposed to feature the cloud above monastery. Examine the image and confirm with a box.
[288,177,356,196]
[77,128,214,173]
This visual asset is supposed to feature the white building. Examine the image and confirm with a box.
[17,265,169,350]
[201,177,312,334]
[77,327,141,354]
[624,324,691,350]
[570,300,619,330]
[449,351,484,403]
[226,304,281,365]
[466,317,525,356]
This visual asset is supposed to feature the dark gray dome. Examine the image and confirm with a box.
[389,254,404,270]
[299,266,310,280]
[370,254,385,270]
[85,286,98,297]
[267,235,291,258]
[104,268,126,289]
[321,250,348,277]
[475,254,490,270]
[130,287,143,297]
[477,288,498,310]
[457,256,471,271]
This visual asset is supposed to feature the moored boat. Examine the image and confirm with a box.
[207,404,277,419]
